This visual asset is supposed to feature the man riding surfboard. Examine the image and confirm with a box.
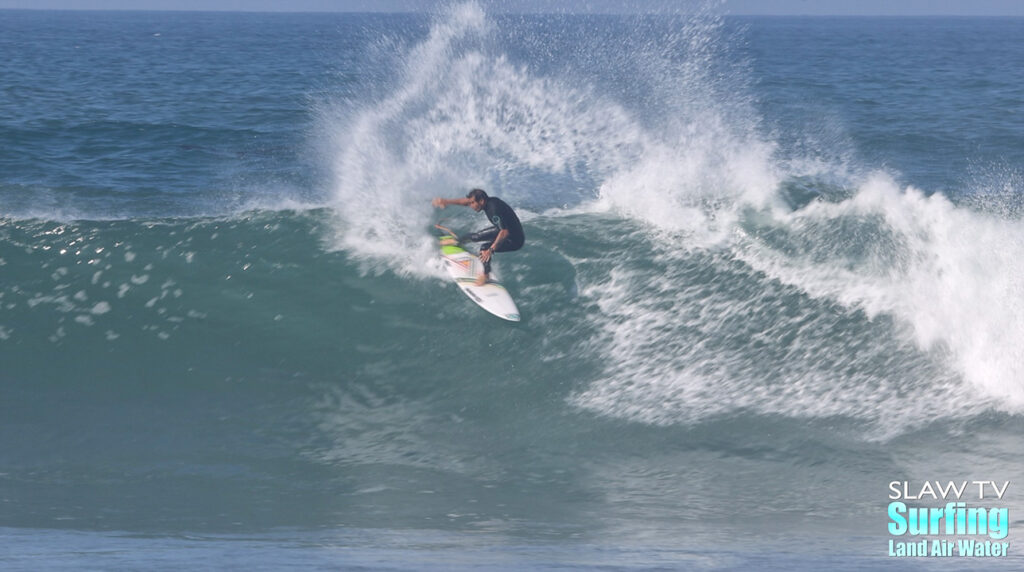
[432,189,525,286]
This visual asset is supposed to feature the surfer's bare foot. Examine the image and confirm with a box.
[475,274,488,286]
[440,238,457,246]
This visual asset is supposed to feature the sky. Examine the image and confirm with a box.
[1,0,1023,15]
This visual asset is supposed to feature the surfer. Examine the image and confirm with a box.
[432,188,524,286]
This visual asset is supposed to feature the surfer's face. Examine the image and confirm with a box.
[470,197,486,211]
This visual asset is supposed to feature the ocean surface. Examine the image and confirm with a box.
[2,5,1024,570]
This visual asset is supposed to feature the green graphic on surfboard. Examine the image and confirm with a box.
[438,234,520,322]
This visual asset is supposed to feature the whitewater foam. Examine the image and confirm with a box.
[572,170,1023,436]
[322,2,782,279]
[739,174,1024,408]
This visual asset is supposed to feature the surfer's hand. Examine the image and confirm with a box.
[480,248,492,262]
[432,197,446,208]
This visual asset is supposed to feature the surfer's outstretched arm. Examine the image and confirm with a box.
[432,197,472,209]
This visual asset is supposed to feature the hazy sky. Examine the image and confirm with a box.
[1,0,1023,15]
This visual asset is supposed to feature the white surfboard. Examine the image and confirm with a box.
[439,235,520,322]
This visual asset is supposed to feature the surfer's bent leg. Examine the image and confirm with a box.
[466,228,524,275]
[464,228,499,245]
[464,228,500,275]
[481,240,498,275]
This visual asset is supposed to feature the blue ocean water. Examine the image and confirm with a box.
[2,5,1024,570]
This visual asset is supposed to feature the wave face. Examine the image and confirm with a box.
[3,5,1024,566]
[313,4,1024,433]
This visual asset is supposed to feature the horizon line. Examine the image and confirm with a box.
[2,7,1024,16]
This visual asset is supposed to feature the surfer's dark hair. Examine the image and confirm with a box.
[466,188,488,202]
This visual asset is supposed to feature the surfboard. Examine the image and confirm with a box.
[439,235,520,322]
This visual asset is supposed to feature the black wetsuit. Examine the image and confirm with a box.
[464,197,524,274]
